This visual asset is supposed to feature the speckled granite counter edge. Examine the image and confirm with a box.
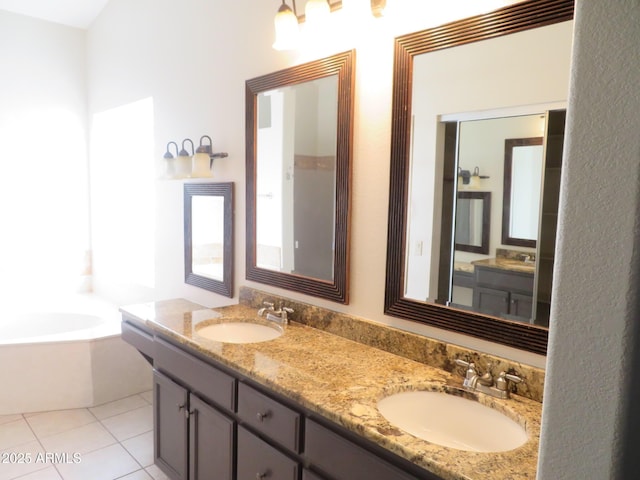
[239,287,545,403]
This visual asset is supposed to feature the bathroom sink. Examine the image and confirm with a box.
[377,391,527,452]
[195,322,283,344]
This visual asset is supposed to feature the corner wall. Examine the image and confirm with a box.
[538,1,640,477]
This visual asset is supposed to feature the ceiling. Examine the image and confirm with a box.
[0,0,109,29]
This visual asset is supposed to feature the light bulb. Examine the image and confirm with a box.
[273,2,300,51]
[305,0,330,25]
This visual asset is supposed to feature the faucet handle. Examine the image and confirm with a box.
[455,358,477,381]
[262,301,274,308]
[504,373,523,384]
[496,371,523,393]
[455,358,471,368]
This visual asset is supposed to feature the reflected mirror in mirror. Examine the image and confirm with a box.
[455,192,491,254]
[255,75,338,281]
[439,113,558,327]
[385,0,573,354]
[503,138,544,247]
[184,182,233,297]
[246,50,354,304]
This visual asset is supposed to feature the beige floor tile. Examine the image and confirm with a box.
[117,470,153,480]
[89,395,149,421]
[143,464,170,480]
[0,440,46,480]
[55,444,139,480]
[0,419,37,451]
[138,391,153,405]
[38,422,116,456]
[0,414,23,426]
[7,466,62,480]
[25,409,95,439]
[100,405,152,442]
[121,431,153,467]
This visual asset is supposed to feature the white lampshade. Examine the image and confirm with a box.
[273,2,299,50]
[305,0,330,25]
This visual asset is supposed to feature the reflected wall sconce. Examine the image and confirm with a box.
[163,135,228,179]
[273,0,388,51]
[458,166,490,186]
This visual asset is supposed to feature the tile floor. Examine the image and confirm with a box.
[0,391,168,480]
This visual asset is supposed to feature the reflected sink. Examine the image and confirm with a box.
[196,322,283,344]
[377,391,527,452]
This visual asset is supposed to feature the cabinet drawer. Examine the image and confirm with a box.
[121,320,154,359]
[237,382,301,452]
[154,337,235,412]
[475,266,534,293]
[237,426,299,480]
[305,420,419,480]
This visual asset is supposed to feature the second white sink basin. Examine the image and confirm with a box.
[377,391,527,452]
[196,322,282,344]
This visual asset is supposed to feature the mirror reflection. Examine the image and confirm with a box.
[246,50,354,304]
[503,138,544,247]
[255,76,338,281]
[184,182,233,297]
[455,191,490,254]
[385,0,574,354]
[191,196,225,281]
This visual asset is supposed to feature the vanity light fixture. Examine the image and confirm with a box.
[272,0,387,50]
[305,0,331,25]
[162,135,228,179]
[273,0,300,50]
[458,166,490,186]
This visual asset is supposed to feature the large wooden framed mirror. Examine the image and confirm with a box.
[184,182,234,297]
[384,0,573,355]
[246,50,354,303]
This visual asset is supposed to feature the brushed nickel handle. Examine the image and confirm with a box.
[256,411,271,422]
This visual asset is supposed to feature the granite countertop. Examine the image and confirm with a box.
[121,299,542,480]
[472,257,536,274]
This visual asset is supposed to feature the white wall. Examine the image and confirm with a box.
[85,0,548,365]
[538,1,640,478]
[0,11,89,300]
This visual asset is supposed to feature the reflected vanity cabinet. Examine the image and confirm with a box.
[473,266,534,320]
[121,315,443,480]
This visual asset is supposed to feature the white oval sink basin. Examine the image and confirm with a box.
[196,322,282,344]
[377,391,527,452]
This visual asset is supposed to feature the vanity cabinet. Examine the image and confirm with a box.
[153,337,236,480]
[122,317,444,480]
[473,266,534,321]
[305,419,427,480]
[153,371,235,480]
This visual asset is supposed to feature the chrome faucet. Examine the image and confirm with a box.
[257,301,275,317]
[257,301,294,326]
[454,358,523,399]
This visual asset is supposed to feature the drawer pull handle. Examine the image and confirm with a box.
[256,470,270,479]
[256,411,271,422]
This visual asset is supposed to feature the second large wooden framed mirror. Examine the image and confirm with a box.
[246,50,354,303]
[384,0,573,355]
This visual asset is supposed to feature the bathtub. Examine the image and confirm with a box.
[0,295,152,415]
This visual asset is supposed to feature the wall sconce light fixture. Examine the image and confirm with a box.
[163,135,228,179]
[273,0,388,50]
[458,166,490,187]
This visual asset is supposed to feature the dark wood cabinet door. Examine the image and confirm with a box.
[473,286,509,316]
[189,394,235,480]
[154,370,189,480]
[510,292,533,319]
